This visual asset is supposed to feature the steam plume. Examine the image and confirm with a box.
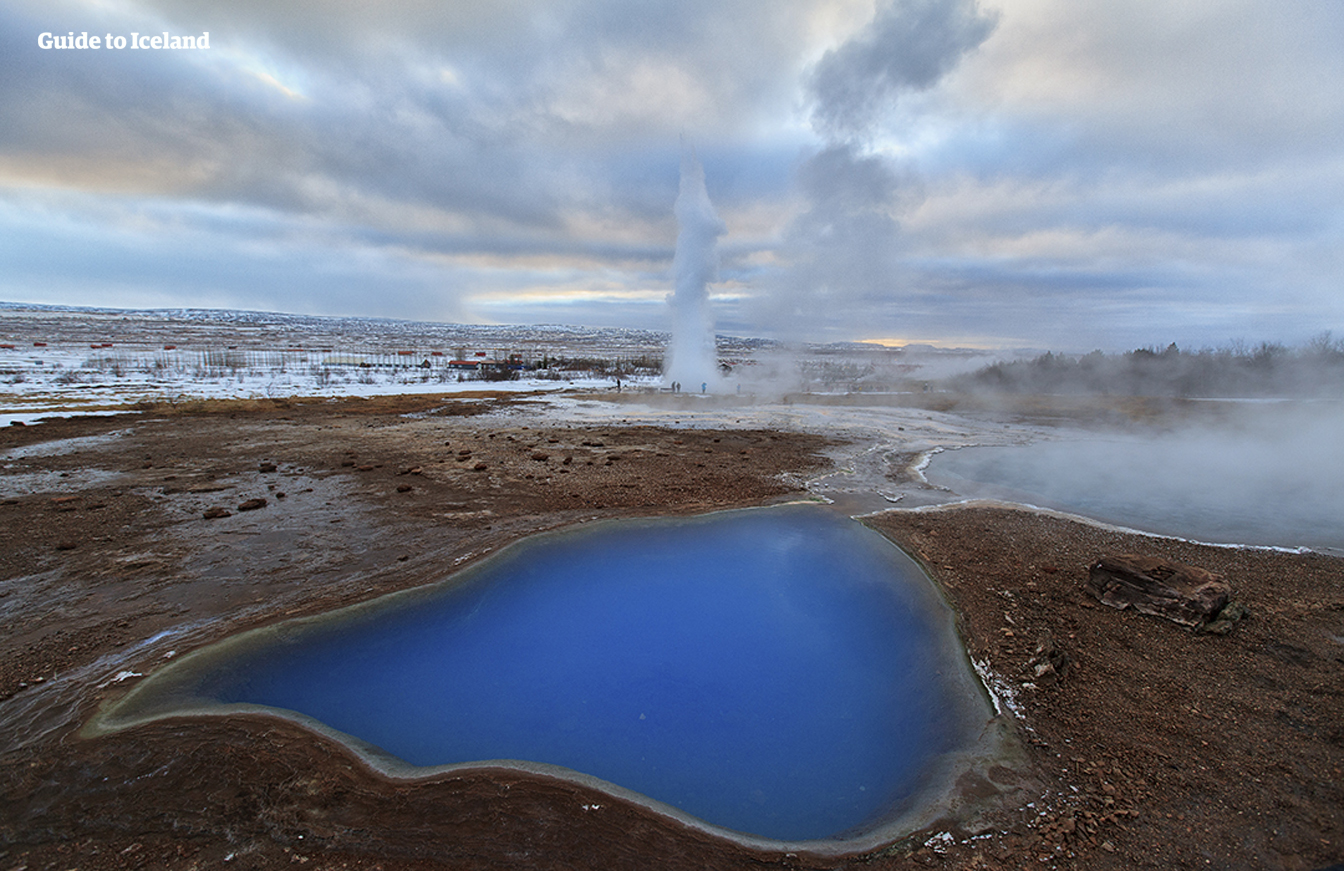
[664,144,725,390]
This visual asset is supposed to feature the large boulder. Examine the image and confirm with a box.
[1086,554,1230,628]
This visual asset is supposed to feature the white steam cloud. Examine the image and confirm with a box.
[664,145,726,390]
[758,0,999,341]
[807,0,999,140]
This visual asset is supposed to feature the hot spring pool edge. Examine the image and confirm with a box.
[83,502,1027,856]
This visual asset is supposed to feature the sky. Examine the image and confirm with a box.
[2,0,1342,351]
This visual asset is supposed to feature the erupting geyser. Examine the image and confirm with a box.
[665,146,725,391]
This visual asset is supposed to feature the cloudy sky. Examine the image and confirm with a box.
[3,0,1341,350]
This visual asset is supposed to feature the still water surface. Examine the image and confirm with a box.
[167,505,984,841]
[928,424,1344,551]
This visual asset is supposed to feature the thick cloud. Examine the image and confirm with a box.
[2,0,1341,347]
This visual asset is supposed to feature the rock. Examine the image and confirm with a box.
[258,462,277,473]
[1201,600,1250,635]
[203,506,231,519]
[1086,554,1230,628]
[237,498,267,511]
[396,484,413,493]
[1027,631,1070,684]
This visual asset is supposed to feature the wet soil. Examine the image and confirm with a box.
[868,508,1344,871]
[1,392,1341,870]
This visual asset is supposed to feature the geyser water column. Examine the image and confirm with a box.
[665,146,725,391]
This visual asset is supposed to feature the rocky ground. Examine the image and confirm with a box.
[0,391,1341,870]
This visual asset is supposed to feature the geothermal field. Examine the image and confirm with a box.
[1,306,1342,871]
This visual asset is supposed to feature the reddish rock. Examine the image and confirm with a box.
[236,498,267,512]
[202,507,231,519]
[1086,554,1230,627]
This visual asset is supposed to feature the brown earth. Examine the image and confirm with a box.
[1,392,1341,871]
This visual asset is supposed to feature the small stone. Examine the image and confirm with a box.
[1201,600,1250,635]
[1025,631,1070,685]
[472,462,488,472]
[237,498,267,511]
[259,462,277,473]
[396,484,413,493]
[55,541,78,550]
[203,507,232,519]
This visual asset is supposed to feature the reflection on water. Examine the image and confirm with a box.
[98,504,990,842]
[928,416,1344,551]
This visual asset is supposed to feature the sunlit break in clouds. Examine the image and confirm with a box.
[2,0,1342,351]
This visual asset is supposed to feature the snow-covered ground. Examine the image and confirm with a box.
[0,302,1009,427]
[0,343,647,426]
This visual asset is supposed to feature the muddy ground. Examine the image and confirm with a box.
[1,392,1341,870]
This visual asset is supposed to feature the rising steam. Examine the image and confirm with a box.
[664,145,725,391]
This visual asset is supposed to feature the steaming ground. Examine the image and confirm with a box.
[5,311,1342,553]
[3,311,1343,870]
[535,390,1344,554]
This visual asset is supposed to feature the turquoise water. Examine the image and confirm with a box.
[180,505,984,841]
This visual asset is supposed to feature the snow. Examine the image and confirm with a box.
[0,342,639,425]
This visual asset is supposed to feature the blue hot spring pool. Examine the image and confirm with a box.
[93,504,991,843]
